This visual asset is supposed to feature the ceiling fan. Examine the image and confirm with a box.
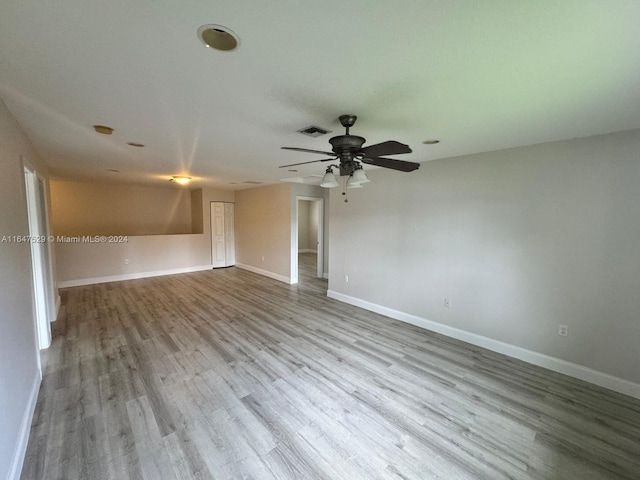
[280,114,420,189]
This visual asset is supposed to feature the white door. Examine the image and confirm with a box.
[211,202,235,268]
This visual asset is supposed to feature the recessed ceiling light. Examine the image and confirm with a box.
[423,139,440,145]
[127,142,144,147]
[93,125,114,135]
[197,24,240,51]
[170,176,192,185]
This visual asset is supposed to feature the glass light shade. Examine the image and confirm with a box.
[320,171,339,188]
[350,168,370,185]
[346,176,363,188]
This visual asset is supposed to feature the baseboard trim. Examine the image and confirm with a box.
[235,263,292,284]
[9,368,41,480]
[327,290,640,400]
[58,265,214,288]
[298,249,318,254]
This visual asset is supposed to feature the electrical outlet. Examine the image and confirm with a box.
[558,324,568,336]
[444,298,451,308]
[124,258,129,265]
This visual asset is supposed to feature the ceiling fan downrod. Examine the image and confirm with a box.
[338,114,358,136]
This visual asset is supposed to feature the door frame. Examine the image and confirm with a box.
[292,196,324,284]
[23,160,54,355]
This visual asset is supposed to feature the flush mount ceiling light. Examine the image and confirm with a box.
[93,125,113,135]
[197,24,240,51]
[170,176,192,185]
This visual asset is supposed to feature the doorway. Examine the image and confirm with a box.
[210,202,235,268]
[293,196,324,284]
[23,164,55,354]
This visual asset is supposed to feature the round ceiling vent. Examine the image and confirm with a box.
[197,24,240,51]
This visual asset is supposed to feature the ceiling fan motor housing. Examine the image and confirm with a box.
[329,135,365,153]
[329,135,366,176]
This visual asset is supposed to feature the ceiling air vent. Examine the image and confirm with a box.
[297,125,331,137]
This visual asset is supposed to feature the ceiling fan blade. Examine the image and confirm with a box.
[281,147,335,156]
[361,156,420,172]
[359,140,412,157]
[279,158,335,168]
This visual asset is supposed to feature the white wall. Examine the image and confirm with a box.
[328,129,640,393]
[0,99,48,479]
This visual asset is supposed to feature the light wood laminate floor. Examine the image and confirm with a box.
[22,259,640,479]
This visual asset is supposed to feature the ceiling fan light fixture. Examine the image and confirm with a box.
[350,167,370,185]
[197,24,240,51]
[320,168,339,188]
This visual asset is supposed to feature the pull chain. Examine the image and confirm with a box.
[341,176,349,203]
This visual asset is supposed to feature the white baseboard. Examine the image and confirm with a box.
[9,368,41,480]
[58,265,214,288]
[235,263,292,284]
[327,290,640,400]
[298,249,318,254]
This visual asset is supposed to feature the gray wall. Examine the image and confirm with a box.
[50,179,194,236]
[235,183,293,280]
[297,200,311,251]
[328,129,640,385]
[0,99,46,478]
[235,183,326,283]
[309,200,320,252]
[54,187,234,285]
[297,199,320,253]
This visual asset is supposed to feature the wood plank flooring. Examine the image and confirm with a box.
[22,255,640,479]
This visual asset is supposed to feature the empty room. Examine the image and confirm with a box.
[1,2,639,479]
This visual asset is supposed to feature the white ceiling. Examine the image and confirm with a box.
[1,1,639,190]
